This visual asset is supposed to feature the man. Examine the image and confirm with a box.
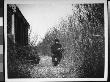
[51,38,63,66]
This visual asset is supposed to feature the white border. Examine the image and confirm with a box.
[0,17,3,26]
[0,45,3,54]
[5,0,108,82]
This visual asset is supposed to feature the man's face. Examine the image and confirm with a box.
[55,41,59,44]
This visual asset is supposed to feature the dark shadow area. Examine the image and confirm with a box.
[0,0,4,81]
[7,4,40,78]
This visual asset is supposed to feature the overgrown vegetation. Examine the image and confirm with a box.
[42,4,104,77]
[7,4,104,78]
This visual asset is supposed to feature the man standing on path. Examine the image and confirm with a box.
[51,38,64,66]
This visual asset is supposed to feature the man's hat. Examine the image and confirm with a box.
[54,38,59,43]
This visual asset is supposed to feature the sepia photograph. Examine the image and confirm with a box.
[5,0,108,81]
